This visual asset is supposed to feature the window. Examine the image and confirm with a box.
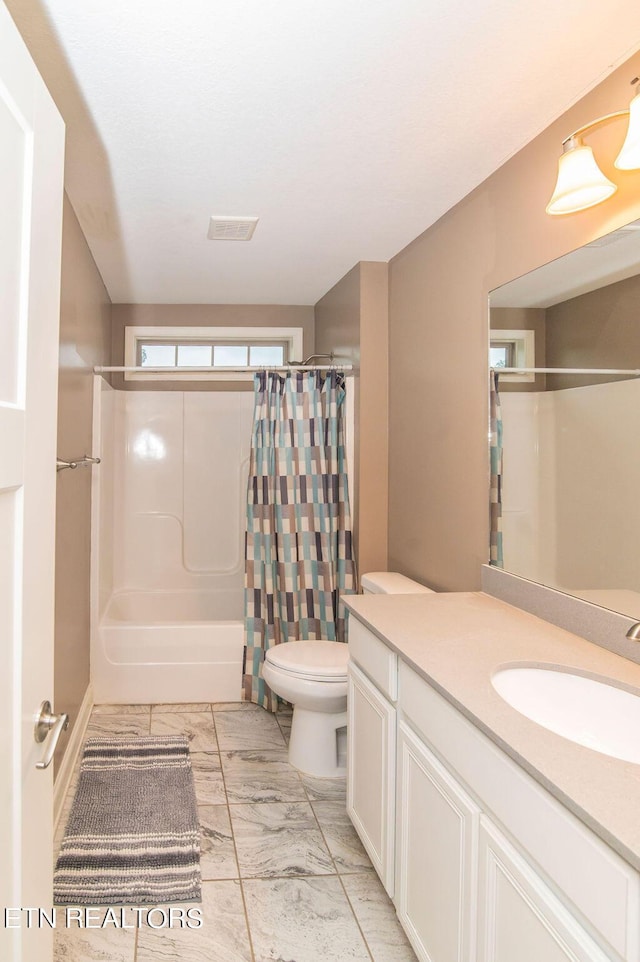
[137,340,286,369]
[125,326,304,381]
[489,330,535,383]
[489,343,513,369]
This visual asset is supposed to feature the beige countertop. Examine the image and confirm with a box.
[344,590,640,872]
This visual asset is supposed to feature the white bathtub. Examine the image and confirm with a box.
[92,589,245,705]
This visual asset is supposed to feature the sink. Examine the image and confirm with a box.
[491,666,640,764]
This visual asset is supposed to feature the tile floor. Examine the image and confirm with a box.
[53,702,417,962]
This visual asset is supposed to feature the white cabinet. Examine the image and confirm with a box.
[477,817,611,962]
[399,659,639,962]
[396,721,480,962]
[347,661,396,894]
[345,612,640,962]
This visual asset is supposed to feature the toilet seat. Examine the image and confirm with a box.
[265,640,349,682]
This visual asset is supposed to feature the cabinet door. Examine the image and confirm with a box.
[396,721,480,962]
[477,817,612,962]
[347,662,396,895]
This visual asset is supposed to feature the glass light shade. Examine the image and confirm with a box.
[615,90,640,170]
[546,142,617,215]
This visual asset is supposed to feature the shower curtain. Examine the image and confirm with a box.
[489,370,504,567]
[243,370,357,710]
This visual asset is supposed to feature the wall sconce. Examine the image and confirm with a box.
[546,78,640,215]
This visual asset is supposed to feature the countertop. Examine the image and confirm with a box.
[344,590,640,872]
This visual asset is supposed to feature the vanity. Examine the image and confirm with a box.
[344,590,640,962]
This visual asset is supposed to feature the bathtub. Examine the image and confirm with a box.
[92,589,245,705]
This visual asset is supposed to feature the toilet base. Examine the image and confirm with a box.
[287,706,348,778]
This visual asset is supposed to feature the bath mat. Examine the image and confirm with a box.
[54,736,201,905]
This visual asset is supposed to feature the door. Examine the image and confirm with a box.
[0,4,65,960]
[477,817,611,962]
[347,662,396,895]
[396,720,480,962]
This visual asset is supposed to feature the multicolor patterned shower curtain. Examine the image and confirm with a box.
[489,370,504,567]
[243,370,357,710]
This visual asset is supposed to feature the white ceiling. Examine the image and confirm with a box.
[9,0,640,304]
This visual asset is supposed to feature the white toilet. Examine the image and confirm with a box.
[262,572,434,778]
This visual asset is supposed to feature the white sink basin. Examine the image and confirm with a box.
[491,666,640,764]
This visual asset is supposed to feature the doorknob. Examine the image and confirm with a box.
[34,700,69,770]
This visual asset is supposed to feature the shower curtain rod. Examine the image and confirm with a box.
[492,366,640,376]
[93,364,353,374]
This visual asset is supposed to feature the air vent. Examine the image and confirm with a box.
[207,216,259,241]
[584,233,629,248]
[584,219,640,248]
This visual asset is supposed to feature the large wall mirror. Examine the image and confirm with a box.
[489,218,640,620]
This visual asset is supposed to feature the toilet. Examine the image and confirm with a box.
[262,572,434,778]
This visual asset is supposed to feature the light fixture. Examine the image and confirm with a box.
[546,78,640,216]
[615,82,640,169]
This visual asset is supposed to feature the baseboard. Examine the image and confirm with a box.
[53,683,93,830]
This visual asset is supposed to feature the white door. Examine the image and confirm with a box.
[0,4,65,960]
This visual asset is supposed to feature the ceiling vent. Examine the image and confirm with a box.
[207,216,259,241]
[584,218,640,248]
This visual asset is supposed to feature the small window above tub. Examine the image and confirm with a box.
[489,330,535,383]
[124,326,304,381]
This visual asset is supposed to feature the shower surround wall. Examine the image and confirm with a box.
[91,377,253,703]
[500,378,640,599]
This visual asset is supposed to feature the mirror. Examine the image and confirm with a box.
[489,219,640,621]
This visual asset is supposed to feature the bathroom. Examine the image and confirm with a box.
[4,2,640,961]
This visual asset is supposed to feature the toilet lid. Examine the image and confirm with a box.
[265,641,349,680]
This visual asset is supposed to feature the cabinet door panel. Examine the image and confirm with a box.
[478,817,613,962]
[396,721,480,962]
[347,662,396,894]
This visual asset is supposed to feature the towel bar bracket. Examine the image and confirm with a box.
[56,455,101,472]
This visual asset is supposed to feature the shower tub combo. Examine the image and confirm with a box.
[90,382,253,705]
[90,376,354,706]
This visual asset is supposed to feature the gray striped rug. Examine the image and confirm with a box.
[54,736,201,905]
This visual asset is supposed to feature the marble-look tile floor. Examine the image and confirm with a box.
[54,702,417,962]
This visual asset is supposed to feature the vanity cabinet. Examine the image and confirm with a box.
[346,614,640,962]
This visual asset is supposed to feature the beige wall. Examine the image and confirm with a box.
[111,303,314,391]
[546,272,640,390]
[315,262,389,579]
[388,56,640,591]
[55,194,111,767]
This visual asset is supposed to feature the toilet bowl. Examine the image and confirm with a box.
[263,640,349,778]
[262,573,435,779]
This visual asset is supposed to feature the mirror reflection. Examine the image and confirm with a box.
[489,219,640,620]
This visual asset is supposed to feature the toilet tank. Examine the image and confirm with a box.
[360,572,435,595]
